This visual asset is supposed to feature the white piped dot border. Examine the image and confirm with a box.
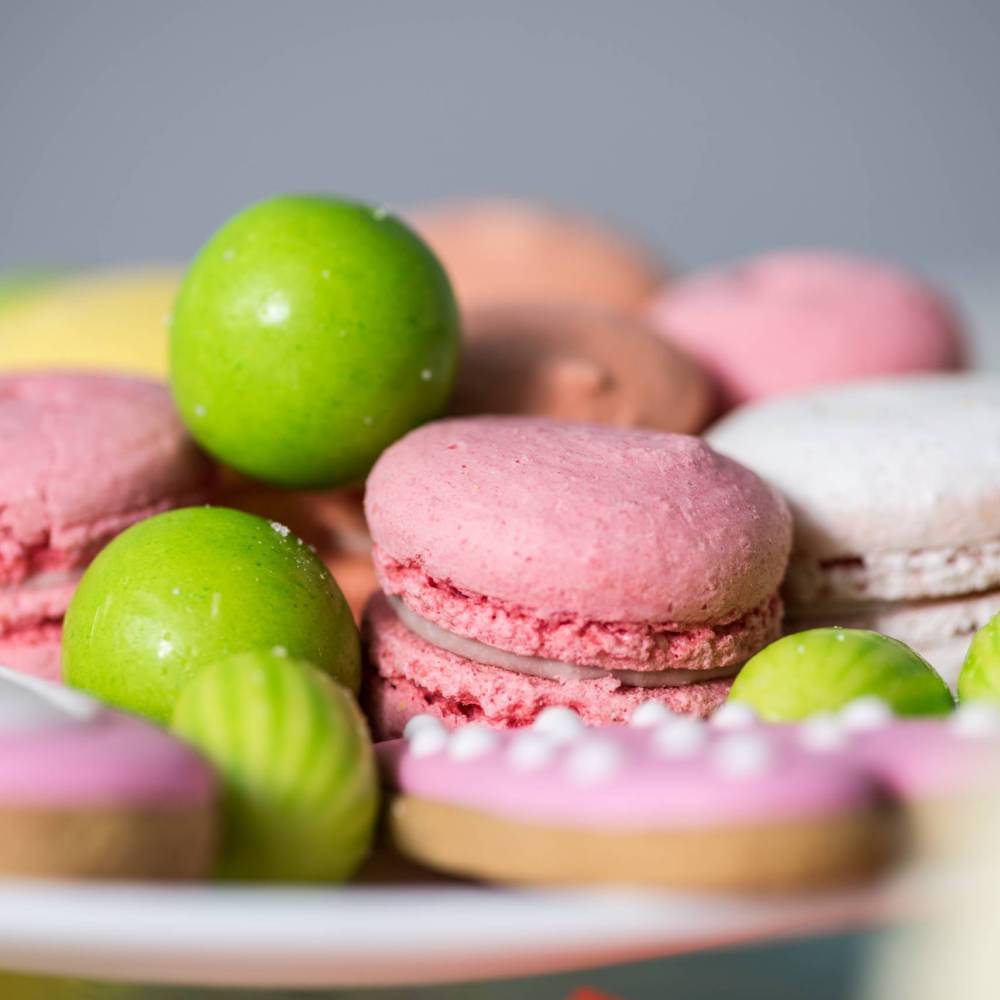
[531,706,585,745]
[709,702,760,731]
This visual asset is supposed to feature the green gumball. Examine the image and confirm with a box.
[172,650,377,882]
[170,194,460,487]
[63,507,359,723]
[958,615,1000,704]
[729,628,954,721]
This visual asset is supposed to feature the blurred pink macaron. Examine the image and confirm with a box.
[362,417,792,738]
[647,251,965,412]
[407,198,667,315]
[0,373,214,680]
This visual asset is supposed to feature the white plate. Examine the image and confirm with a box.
[0,864,937,989]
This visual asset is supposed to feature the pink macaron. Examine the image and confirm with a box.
[362,417,792,738]
[647,251,964,412]
[0,373,213,680]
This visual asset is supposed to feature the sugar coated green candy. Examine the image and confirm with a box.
[170,194,460,487]
[958,615,1000,704]
[172,650,378,881]
[729,628,954,721]
[63,507,360,723]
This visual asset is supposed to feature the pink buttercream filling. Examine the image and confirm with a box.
[375,552,783,672]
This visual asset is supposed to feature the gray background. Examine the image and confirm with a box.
[1,0,999,280]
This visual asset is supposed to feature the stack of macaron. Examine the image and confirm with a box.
[362,416,793,738]
[0,372,213,681]
[708,375,1000,687]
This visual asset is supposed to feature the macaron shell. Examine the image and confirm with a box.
[450,304,713,433]
[365,417,792,624]
[649,251,963,410]
[407,199,666,314]
[706,374,1000,560]
[0,373,214,585]
[0,625,62,682]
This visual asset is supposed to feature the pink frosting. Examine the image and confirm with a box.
[378,723,880,828]
[379,707,1000,829]
[364,594,732,740]
[648,251,964,411]
[365,417,792,624]
[0,373,213,587]
[0,669,216,806]
[848,719,998,800]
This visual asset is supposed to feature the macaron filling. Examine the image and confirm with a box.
[387,596,743,688]
[376,554,783,675]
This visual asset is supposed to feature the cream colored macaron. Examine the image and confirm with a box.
[707,374,1000,686]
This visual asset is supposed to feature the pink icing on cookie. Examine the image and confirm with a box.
[378,713,881,828]
[0,667,216,806]
[379,702,1000,829]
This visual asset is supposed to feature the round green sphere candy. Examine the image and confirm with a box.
[958,615,1000,704]
[172,650,378,881]
[170,194,460,487]
[63,507,360,723]
[729,628,954,721]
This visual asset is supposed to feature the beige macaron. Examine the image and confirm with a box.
[450,304,713,433]
[407,199,667,315]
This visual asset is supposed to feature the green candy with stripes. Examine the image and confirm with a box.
[959,614,1000,704]
[172,650,378,882]
[729,628,954,721]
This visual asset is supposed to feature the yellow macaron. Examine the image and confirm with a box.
[0,266,181,379]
